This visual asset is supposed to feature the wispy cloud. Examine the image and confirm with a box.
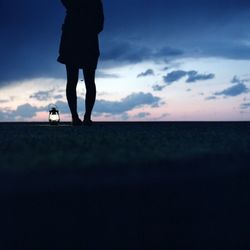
[152,84,166,91]
[134,112,151,119]
[205,96,217,101]
[163,70,215,85]
[240,102,250,109]
[137,69,154,78]
[30,89,55,101]
[186,71,215,83]
[96,71,120,79]
[214,83,249,97]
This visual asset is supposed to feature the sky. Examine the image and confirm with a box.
[1,0,250,121]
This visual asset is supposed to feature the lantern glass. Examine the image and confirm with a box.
[49,105,60,125]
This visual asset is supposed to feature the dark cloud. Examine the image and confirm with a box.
[202,42,250,60]
[1,0,250,86]
[186,71,215,83]
[214,83,249,97]
[101,42,183,66]
[101,41,152,63]
[137,69,155,78]
[154,47,184,58]
[94,92,161,114]
[163,70,215,85]
[163,70,187,85]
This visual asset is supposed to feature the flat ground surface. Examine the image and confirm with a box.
[0,122,250,249]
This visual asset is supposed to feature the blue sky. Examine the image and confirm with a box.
[0,0,250,121]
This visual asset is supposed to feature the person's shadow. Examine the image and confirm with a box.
[57,0,104,126]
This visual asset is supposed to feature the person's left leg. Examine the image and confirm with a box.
[83,69,96,123]
[66,64,82,125]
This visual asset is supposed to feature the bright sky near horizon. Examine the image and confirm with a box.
[1,0,250,121]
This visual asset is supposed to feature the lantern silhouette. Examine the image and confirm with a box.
[48,104,60,125]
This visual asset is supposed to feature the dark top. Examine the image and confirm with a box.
[57,0,104,69]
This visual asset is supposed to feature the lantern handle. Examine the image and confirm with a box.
[48,103,58,111]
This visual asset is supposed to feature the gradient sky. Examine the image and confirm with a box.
[1,0,250,121]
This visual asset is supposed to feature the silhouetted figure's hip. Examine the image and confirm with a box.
[57,21,100,69]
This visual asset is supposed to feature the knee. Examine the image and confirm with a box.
[66,79,78,89]
[85,81,96,90]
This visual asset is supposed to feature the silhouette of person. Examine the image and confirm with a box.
[57,0,104,126]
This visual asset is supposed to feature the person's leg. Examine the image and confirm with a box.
[66,64,81,122]
[83,69,96,121]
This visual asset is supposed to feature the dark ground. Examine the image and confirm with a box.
[0,122,250,249]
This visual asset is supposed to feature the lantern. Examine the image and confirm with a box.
[48,104,60,125]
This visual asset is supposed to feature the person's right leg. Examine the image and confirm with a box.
[83,69,96,123]
[66,64,82,124]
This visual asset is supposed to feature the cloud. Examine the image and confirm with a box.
[121,113,129,120]
[101,41,152,63]
[54,92,162,116]
[231,75,243,85]
[134,112,151,119]
[137,69,155,78]
[0,103,44,120]
[231,75,249,85]
[14,104,41,118]
[163,70,187,85]
[29,89,64,102]
[214,83,249,97]
[54,94,64,100]
[152,84,166,91]
[186,71,215,83]
[154,46,184,58]
[1,0,250,86]
[94,92,161,114]
[162,67,169,71]
[205,96,217,100]
[54,100,70,114]
[240,102,250,109]
[101,41,183,66]
[30,89,54,101]
[163,70,215,85]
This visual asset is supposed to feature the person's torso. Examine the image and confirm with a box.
[63,1,100,32]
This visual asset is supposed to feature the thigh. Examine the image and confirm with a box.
[66,65,79,84]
